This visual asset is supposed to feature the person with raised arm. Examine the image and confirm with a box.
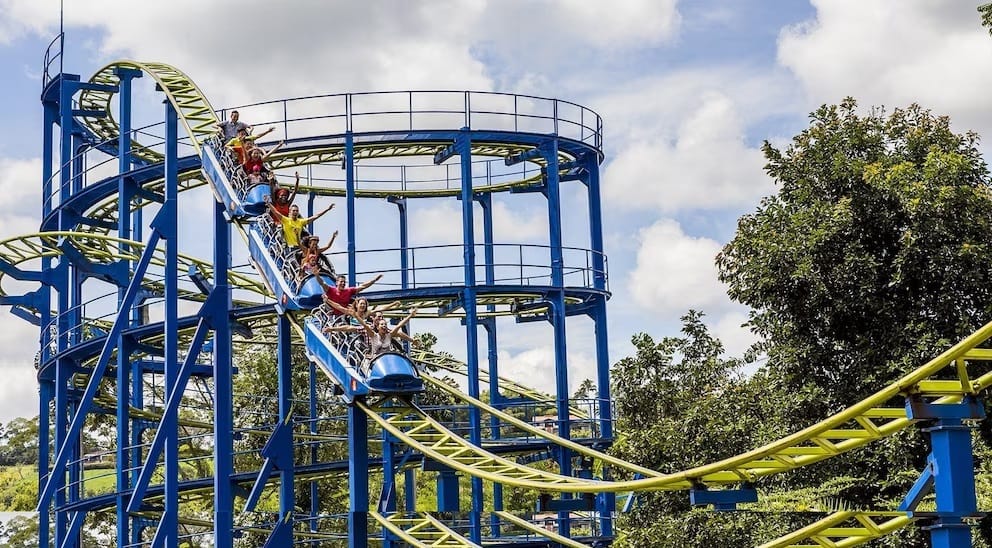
[268,171,301,221]
[226,126,275,164]
[317,273,383,316]
[299,231,339,283]
[214,109,249,141]
[266,201,335,254]
[360,308,419,359]
[243,140,285,173]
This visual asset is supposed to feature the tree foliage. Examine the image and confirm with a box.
[717,99,992,413]
[613,99,992,546]
[610,312,795,546]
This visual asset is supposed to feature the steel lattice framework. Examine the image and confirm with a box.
[5,49,987,548]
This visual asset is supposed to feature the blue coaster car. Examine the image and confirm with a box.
[365,352,424,394]
[296,274,335,308]
[242,184,270,216]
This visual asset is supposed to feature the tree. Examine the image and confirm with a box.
[980,3,992,34]
[609,311,802,547]
[717,99,992,414]
[715,99,992,543]
[0,417,38,466]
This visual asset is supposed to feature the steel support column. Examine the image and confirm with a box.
[543,137,573,537]
[904,397,984,548]
[583,152,614,535]
[348,404,369,547]
[114,66,141,548]
[213,198,234,547]
[39,92,57,548]
[477,193,503,537]
[345,131,356,284]
[309,359,319,532]
[277,315,296,520]
[160,97,180,548]
[53,75,79,547]
[458,128,483,543]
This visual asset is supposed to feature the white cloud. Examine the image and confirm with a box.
[603,92,772,212]
[710,308,756,360]
[0,358,39,422]
[779,1,992,136]
[512,0,681,50]
[496,345,597,396]
[0,0,681,106]
[627,218,732,316]
[409,198,547,245]
[0,157,41,214]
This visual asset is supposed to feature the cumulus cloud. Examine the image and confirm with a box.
[710,308,757,360]
[0,0,682,106]
[779,0,992,136]
[627,218,733,316]
[603,92,772,212]
[409,198,547,245]
[0,157,42,240]
[496,345,598,396]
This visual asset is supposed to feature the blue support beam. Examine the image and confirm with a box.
[39,89,55,548]
[61,509,86,548]
[541,136,574,538]
[161,99,180,548]
[126,318,212,513]
[345,132,357,285]
[905,396,985,548]
[243,416,294,512]
[689,486,758,511]
[477,193,504,537]
[212,199,234,547]
[263,513,294,548]
[277,314,296,521]
[437,468,461,512]
[309,359,320,532]
[57,239,129,287]
[38,230,162,511]
[348,404,369,547]
[583,149,614,535]
[433,141,459,165]
[504,147,543,166]
[381,437,397,548]
[457,128,483,543]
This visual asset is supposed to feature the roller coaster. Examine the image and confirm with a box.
[3,38,989,547]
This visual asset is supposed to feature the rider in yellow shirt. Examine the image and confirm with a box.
[266,202,335,251]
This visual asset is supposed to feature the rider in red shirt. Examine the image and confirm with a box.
[317,273,384,314]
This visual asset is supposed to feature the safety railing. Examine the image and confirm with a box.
[310,304,369,373]
[44,117,199,215]
[41,32,64,89]
[220,89,603,152]
[205,134,254,201]
[331,243,608,292]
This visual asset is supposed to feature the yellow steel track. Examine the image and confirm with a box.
[757,511,914,548]
[370,511,480,547]
[0,231,265,298]
[366,321,992,494]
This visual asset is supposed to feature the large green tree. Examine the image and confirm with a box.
[610,312,807,547]
[715,99,992,543]
[717,99,992,414]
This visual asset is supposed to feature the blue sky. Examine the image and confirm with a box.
[0,1,990,422]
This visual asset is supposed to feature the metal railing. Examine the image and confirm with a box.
[220,89,602,151]
[42,32,64,89]
[330,243,608,292]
